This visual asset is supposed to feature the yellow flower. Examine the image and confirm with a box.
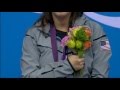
[71,26,82,38]
[67,39,76,49]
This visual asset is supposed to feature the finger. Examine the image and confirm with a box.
[78,59,84,62]
[80,61,85,65]
[79,61,84,65]
[79,58,84,61]
[80,63,85,68]
[80,64,84,69]
[78,58,84,61]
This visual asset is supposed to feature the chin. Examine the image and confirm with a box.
[52,12,71,17]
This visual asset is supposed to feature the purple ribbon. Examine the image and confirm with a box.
[62,46,67,60]
[50,24,58,62]
[50,24,67,62]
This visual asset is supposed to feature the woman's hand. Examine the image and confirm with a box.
[68,55,85,71]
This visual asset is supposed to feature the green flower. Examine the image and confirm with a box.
[76,40,83,49]
[76,28,88,41]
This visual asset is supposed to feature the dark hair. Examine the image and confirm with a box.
[34,12,83,29]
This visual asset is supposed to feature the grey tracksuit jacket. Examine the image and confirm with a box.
[21,15,112,78]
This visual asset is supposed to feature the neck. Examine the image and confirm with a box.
[52,15,71,32]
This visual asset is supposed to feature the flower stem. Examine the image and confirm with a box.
[78,50,84,58]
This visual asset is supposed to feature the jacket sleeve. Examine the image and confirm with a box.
[91,22,112,78]
[21,29,74,78]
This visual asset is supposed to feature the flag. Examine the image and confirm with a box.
[100,40,111,51]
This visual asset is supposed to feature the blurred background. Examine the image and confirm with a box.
[0,12,120,78]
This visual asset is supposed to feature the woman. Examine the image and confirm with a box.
[21,12,112,78]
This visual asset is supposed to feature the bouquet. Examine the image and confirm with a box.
[61,25,92,58]
[60,26,92,77]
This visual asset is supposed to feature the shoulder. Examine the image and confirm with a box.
[25,26,42,41]
[82,15,106,39]
[26,26,41,35]
[82,15,103,31]
[75,14,103,32]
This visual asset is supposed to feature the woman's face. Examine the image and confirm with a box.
[52,12,71,18]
